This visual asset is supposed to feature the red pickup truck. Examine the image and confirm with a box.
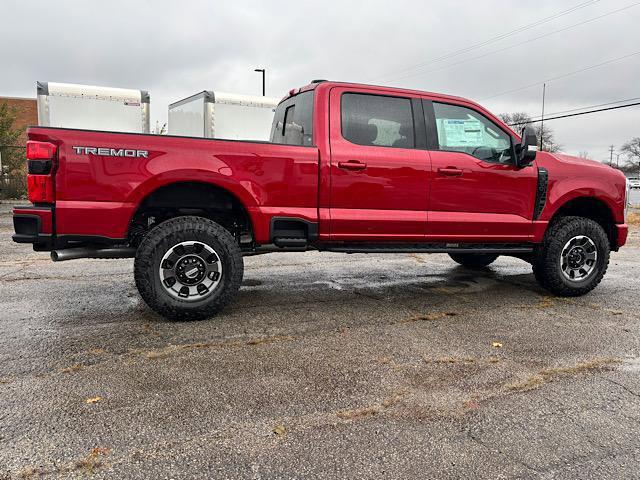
[13,81,630,319]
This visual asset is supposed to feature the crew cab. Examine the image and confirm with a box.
[13,81,631,319]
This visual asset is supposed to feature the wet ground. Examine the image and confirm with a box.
[0,202,639,479]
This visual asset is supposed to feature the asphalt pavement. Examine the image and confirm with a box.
[1,202,639,479]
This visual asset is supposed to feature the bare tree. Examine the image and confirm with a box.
[621,138,640,177]
[499,112,561,153]
[621,138,640,163]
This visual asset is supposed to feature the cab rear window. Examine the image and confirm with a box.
[270,91,314,146]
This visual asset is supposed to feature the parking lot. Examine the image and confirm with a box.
[0,201,639,479]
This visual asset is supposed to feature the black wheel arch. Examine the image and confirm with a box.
[549,196,617,250]
[127,181,253,247]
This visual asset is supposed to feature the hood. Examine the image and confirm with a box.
[550,153,613,170]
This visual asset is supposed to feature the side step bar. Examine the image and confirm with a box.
[273,237,307,248]
[322,243,534,254]
[242,243,534,256]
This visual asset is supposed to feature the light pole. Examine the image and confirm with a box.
[539,83,546,150]
[254,68,265,96]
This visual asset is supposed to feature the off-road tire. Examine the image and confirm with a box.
[134,216,243,320]
[449,253,499,269]
[532,216,609,297]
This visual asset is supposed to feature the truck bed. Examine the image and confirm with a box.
[26,126,319,245]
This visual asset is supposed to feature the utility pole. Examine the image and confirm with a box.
[609,145,615,166]
[539,83,546,151]
[254,68,266,96]
[616,153,621,168]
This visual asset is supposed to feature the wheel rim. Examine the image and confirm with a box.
[159,241,222,301]
[560,235,598,282]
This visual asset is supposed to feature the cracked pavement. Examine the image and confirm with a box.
[0,202,639,479]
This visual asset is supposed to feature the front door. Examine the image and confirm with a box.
[425,100,538,242]
[327,88,430,242]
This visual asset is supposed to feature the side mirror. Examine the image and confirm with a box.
[515,126,537,168]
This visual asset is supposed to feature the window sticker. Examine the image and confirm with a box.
[439,118,483,147]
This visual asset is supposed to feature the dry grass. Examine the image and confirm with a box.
[18,466,46,478]
[336,405,381,419]
[398,311,459,324]
[145,350,170,360]
[506,374,546,392]
[337,389,409,420]
[408,253,425,263]
[74,448,109,474]
[506,358,620,392]
[424,356,476,365]
[516,295,556,310]
[17,448,110,478]
[627,211,640,226]
[137,335,295,360]
[59,363,83,374]
[380,389,409,408]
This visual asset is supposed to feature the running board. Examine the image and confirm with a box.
[273,237,308,248]
[322,243,534,254]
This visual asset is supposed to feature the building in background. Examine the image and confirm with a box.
[0,96,37,144]
[0,96,36,198]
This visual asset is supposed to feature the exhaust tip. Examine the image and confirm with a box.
[51,251,60,262]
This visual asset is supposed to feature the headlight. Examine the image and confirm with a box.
[625,177,630,223]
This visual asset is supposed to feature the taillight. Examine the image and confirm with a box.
[26,141,57,203]
[27,141,56,160]
[27,175,55,203]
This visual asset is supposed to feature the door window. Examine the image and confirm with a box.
[433,102,513,163]
[341,93,415,148]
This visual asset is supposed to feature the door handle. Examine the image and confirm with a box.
[437,167,463,176]
[338,160,367,171]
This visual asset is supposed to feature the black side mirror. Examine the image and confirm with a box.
[515,126,537,168]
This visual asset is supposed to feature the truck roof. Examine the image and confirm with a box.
[282,80,515,136]
[284,80,477,107]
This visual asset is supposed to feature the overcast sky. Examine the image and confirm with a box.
[1,0,639,162]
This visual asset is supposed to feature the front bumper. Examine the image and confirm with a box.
[12,205,53,251]
[615,223,628,249]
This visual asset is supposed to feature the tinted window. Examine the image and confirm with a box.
[341,93,414,148]
[433,103,513,163]
[270,91,314,146]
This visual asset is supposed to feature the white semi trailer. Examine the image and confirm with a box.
[37,81,150,133]
[168,91,279,141]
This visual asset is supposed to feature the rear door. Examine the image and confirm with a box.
[424,100,538,242]
[327,87,430,241]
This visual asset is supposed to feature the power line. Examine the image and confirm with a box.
[383,2,640,83]
[527,96,640,121]
[507,101,640,126]
[480,50,640,101]
[372,0,600,82]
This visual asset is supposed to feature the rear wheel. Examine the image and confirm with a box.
[532,216,609,296]
[134,216,243,320]
[448,253,499,269]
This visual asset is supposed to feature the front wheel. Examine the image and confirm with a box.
[134,216,243,320]
[448,253,499,269]
[532,216,610,297]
